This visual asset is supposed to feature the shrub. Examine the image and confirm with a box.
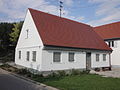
[57,70,66,76]
[16,68,31,75]
[0,63,11,68]
[71,69,81,75]
[81,70,90,74]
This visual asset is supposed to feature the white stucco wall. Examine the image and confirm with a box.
[15,10,43,70]
[41,50,86,71]
[91,52,110,68]
[41,50,110,71]
[106,40,120,67]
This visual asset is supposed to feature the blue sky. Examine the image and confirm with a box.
[0,0,120,26]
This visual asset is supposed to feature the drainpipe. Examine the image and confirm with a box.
[109,53,112,70]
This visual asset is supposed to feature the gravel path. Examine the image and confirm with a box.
[91,68,120,78]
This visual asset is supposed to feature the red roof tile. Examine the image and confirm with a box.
[94,21,120,40]
[29,8,111,51]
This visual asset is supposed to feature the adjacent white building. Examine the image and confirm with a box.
[94,21,120,67]
[15,8,112,72]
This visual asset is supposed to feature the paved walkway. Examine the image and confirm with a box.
[0,68,58,90]
[91,68,120,78]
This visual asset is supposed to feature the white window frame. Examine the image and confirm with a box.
[32,51,36,61]
[53,52,61,62]
[96,54,99,62]
[69,52,74,62]
[103,54,106,61]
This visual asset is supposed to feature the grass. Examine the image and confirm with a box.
[32,74,120,90]
[1,64,120,90]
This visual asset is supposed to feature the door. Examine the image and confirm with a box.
[86,53,91,70]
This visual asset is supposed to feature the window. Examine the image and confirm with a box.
[108,42,111,47]
[26,51,30,61]
[112,41,114,47]
[103,54,106,61]
[69,53,74,62]
[32,51,36,61]
[53,52,61,62]
[19,51,21,59]
[96,54,99,61]
[25,29,29,39]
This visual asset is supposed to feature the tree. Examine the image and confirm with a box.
[9,21,23,45]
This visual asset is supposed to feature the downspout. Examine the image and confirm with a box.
[109,53,112,70]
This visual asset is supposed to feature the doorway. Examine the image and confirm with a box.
[86,52,91,70]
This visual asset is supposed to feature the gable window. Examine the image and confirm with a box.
[32,51,36,61]
[69,53,74,62]
[25,29,29,39]
[26,51,30,61]
[103,54,106,61]
[96,54,99,62]
[53,52,61,62]
[19,51,21,59]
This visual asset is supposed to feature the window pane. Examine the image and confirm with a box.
[103,54,106,61]
[26,51,30,61]
[32,51,36,61]
[53,52,61,62]
[96,54,99,61]
[108,42,111,47]
[19,51,21,59]
[69,53,74,62]
[112,41,114,47]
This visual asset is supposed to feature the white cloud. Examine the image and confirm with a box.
[0,0,70,22]
[88,0,120,26]
[63,0,73,6]
[0,0,77,23]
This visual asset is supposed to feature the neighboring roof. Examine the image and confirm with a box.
[29,8,111,51]
[94,21,120,40]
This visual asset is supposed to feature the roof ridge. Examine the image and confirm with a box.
[94,21,120,28]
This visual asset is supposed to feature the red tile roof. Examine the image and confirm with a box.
[29,8,111,51]
[94,21,120,40]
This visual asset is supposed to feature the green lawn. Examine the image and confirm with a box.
[33,74,120,90]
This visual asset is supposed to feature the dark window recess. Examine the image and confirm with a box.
[112,41,114,47]
[26,51,30,61]
[108,42,111,47]
[19,51,21,59]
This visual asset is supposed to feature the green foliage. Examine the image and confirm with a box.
[70,69,81,75]
[57,70,66,76]
[0,22,14,49]
[16,68,31,75]
[9,21,23,45]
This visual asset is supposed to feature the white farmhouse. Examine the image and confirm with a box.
[94,21,120,67]
[15,8,112,72]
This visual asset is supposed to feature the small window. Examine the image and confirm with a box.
[26,51,30,61]
[32,51,36,61]
[108,42,111,47]
[69,53,74,62]
[19,51,21,59]
[112,41,114,47]
[96,54,99,61]
[53,52,61,62]
[103,54,106,61]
